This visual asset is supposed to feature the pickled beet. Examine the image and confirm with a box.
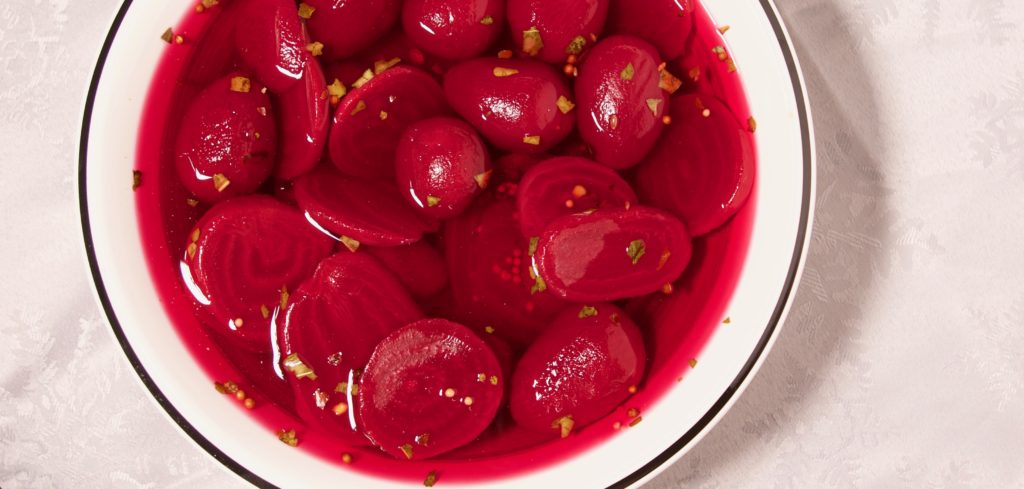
[366,241,449,298]
[509,303,645,435]
[635,94,755,236]
[359,319,504,459]
[234,0,307,93]
[303,0,401,60]
[293,169,440,246]
[279,252,423,445]
[507,0,609,64]
[402,0,505,60]
[534,207,692,301]
[174,74,276,203]
[494,153,542,183]
[444,58,575,154]
[607,0,694,60]
[395,117,492,219]
[273,53,329,181]
[182,196,334,350]
[516,156,637,236]
[575,36,667,169]
[328,66,449,179]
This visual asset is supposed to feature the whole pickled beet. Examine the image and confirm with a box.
[509,303,645,436]
[328,66,449,179]
[234,0,307,93]
[395,117,492,219]
[272,53,329,181]
[366,241,449,298]
[174,74,276,203]
[516,156,637,236]
[507,0,609,64]
[444,58,575,154]
[608,0,694,60]
[402,0,505,60]
[182,196,334,351]
[304,0,400,60]
[294,169,440,246]
[279,252,423,445]
[359,319,504,459]
[635,94,755,236]
[576,36,667,169]
[534,207,692,301]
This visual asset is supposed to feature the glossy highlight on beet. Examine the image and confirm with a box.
[273,53,329,181]
[403,0,505,60]
[507,0,609,63]
[234,0,307,93]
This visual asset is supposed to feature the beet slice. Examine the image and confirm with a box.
[510,303,645,435]
[444,58,575,154]
[635,94,755,236]
[174,74,276,204]
[516,156,637,236]
[273,53,330,181]
[607,0,694,60]
[395,117,492,219]
[359,319,504,459]
[328,66,449,179]
[183,196,334,350]
[402,0,505,60]
[234,0,307,93]
[279,252,423,445]
[494,153,543,183]
[304,0,401,60]
[534,206,692,301]
[507,0,610,64]
[365,241,449,298]
[293,169,440,246]
[575,35,667,169]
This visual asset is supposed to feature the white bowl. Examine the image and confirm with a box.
[79,1,814,487]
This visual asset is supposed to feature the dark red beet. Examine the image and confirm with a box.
[293,169,440,246]
[279,252,423,445]
[509,303,645,435]
[516,156,637,236]
[323,61,367,91]
[234,0,307,93]
[607,0,694,60]
[402,0,505,60]
[174,74,276,203]
[328,66,449,179]
[359,319,504,459]
[184,4,239,86]
[494,153,543,183]
[304,0,400,60]
[635,94,755,236]
[272,53,329,181]
[182,196,334,350]
[395,117,492,219]
[534,206,692,301]
[575,36,667,169]
[507,0,609,64]
[366,241,449,298]
[444,58,575,154]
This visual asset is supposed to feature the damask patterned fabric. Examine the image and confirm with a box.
[1,0,1022,487]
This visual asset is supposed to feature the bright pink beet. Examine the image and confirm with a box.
[635,94,755,236]
[366,241,449,298]
[507,0,609,64]
[575,35,667,169]
[273,53,329,181]
[516,156,637,236]
[607,0,694,60]
[395,117,492,219]
[359,319,504,459]
[174,74,276,203]
[509,303,646,435]
[279,252,423,445]
[293,169,440,246]
[234,0,307,93]
[402,0,505,60]
[444,58,575,154]
[534,206,692,301]
[182,195,334,351]
[328,66,449,179]
[304,0,400,60]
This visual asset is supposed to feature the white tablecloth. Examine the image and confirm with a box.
[2,0,1023,487]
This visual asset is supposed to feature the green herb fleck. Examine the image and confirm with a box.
[626,239,646,265]
[621,63,635,81]
[578,306,598,318]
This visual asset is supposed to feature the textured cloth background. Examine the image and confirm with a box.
[2,0,1023,487]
